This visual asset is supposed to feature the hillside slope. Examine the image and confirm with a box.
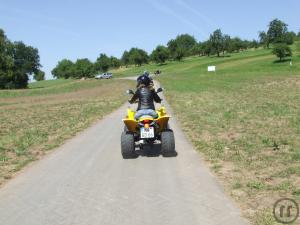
[116,44,300,224]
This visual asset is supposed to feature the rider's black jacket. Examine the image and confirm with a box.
[129,86,162,110]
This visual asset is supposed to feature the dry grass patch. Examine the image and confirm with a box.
[0,79,134,186]
[165,75,300,224]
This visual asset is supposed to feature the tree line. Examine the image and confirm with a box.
[1,18,299,88]
[52,32,260,79]
[52,48,149,79]
[53,18,299,79]
[0,29,44,89]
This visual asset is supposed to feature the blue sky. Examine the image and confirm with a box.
[0,0,299,79]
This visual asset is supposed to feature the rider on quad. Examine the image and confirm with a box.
[129,73,162,120]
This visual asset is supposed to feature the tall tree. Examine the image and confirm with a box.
[209,29,223,57]
[121,51,130,67]
[272,43,292,61]
[202,41,213,56]
[249,40,259,49]
[259,31,269,48]
[223,35,232,54]
[267,19,288,44]
[285,32,295,45]
[110,56,121,69]
[95,53,110,72]
[52,59,74,79]
[128,48,149,66]
[0,29,14,88]
[34,70,45,81]
[73,58,95,78]
[231,37,244,52]
[167,34,197,60]
[0,29,41,89]
[151,45,169,64]
[296,42,300,55]
[191,42,203,56]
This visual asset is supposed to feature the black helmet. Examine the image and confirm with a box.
[137,74,150,86]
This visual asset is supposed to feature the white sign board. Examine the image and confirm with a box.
[208,66,216,72]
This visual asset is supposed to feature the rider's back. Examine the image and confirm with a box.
[137,87,156,110]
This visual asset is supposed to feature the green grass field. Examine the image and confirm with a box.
[0,79,135,186]
[116,43,300,225]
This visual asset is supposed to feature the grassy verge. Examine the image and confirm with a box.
[117,43,300,224]
[0,79,135,186]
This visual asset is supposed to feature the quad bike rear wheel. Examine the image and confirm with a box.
[161,130,176,157]
[121,131,136,159]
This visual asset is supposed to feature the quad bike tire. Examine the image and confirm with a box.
[121,131,136,159]
[161,130,176,157]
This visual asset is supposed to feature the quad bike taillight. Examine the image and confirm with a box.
[143,120,150,129]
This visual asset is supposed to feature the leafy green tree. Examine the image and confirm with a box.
[167,34,197,60]
[259,31,269,48]
[151,45,169,64]
[110,56,121,69]
[242,40,251,50]
[191,42,202,56]
[231,37,244,52]
[137,49,149,65]
[250,40,259,49]
[0,29,41,89]
[52,59,74,79]
[8,41,40,88]
[174,34,197,55]
[34,70,45,81]
[13,42,40,74]
[296,42,300,55]
[202,41,213,56]
[209,29,223,57]
[272,43,292,61]
[173,47,185,61]
[95,53,110,72]
[167,39,178,59]
[267,19,288,44]
[73,58,95,78]
[285,32,295,45]
[128,48,149,66]
[223,35,232,54]
[0,29,13,88]
[121,50,130,67]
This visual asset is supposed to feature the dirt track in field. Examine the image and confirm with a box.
[0,80,248,225]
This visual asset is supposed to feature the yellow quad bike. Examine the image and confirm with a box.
[121,88,175,159]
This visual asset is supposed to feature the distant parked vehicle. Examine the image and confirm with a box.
[95,73,113,79]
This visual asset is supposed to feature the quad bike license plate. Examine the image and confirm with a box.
[140,127,155,139]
